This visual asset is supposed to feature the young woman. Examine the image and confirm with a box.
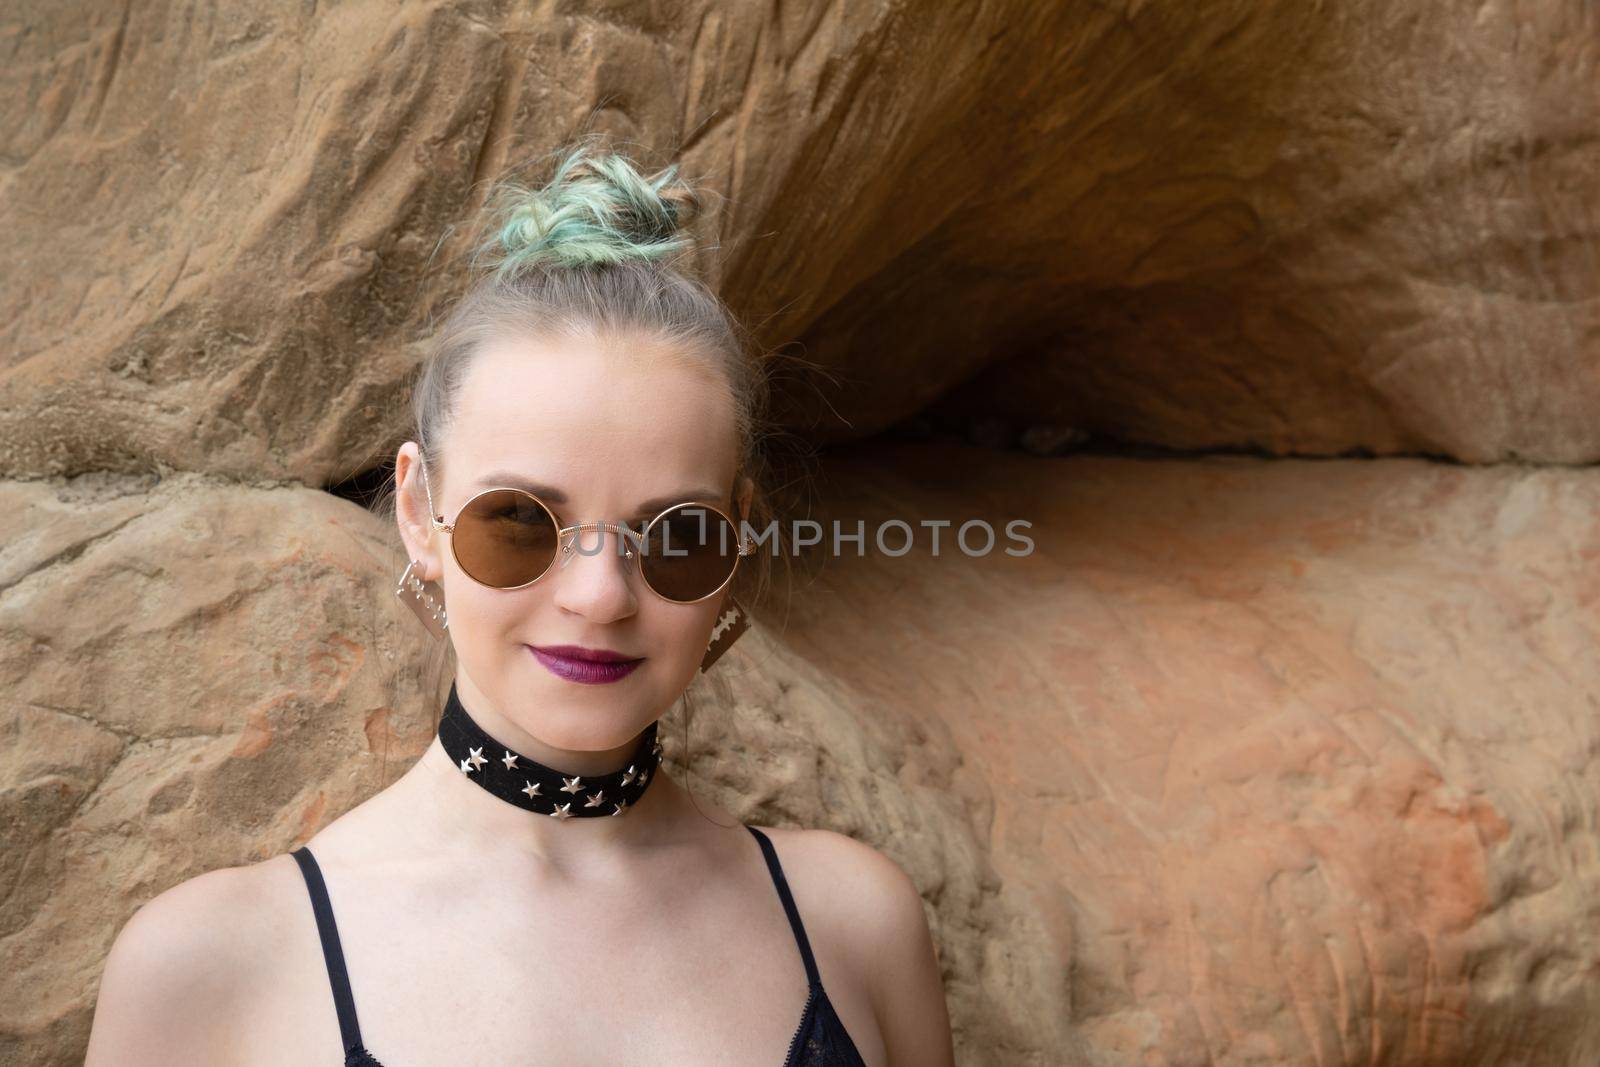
[85,141,954,1067]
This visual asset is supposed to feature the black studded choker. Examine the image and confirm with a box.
[437,681,662,820]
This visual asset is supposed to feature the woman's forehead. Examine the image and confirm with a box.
[461,333,731,425]
[443,336,739,492]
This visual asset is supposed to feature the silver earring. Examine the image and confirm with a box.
[397,559,448,639]
[700,595,750,672]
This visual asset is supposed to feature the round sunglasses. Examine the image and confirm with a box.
[419,456,753,604]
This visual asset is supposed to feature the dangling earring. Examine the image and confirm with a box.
[700,595,751,672]
[397,559,448,639]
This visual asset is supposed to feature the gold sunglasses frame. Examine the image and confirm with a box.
[418,454,754,604]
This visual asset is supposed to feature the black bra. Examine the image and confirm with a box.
[290,825,869,1067]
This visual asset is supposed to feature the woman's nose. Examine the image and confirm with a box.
[551,526,640,618]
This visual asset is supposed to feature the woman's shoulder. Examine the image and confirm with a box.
[742,825,940,1067]
[749,823,920,903]
[95,853,302,988]
[746,823,930,962]
[747,824,948,1064]
[85,852,307,1065]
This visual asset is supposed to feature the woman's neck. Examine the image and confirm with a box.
[393,732,690,874]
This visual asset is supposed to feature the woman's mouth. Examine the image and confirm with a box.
[527,645,644,685]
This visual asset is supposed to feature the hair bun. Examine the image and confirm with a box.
[472,140,700,278]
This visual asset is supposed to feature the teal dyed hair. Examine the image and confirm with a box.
[471,142,698,278]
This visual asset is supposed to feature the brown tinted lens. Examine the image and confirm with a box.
[452,490,560,588]
[638,504,740,602]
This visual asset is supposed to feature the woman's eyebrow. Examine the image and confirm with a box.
[473,471,728,513]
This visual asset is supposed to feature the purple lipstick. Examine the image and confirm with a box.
[528,644,644,685]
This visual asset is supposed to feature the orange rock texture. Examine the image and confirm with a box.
[1,1,1596,1065]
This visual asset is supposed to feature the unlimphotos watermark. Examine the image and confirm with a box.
[562,512,1036,559]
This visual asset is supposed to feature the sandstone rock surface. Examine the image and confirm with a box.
[4,1,1596,479]
[787,443,1600,1065]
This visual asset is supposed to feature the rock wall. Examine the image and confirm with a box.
[794,443,1600,1065]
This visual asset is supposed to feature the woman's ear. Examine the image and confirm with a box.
[395,443,445,582]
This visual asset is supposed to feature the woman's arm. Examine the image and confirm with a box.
[824,832,958,1067]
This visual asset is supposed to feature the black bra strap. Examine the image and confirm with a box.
[290,846,366,1053]
[745,825,821,989]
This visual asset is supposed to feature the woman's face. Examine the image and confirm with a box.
[396,329,751,757]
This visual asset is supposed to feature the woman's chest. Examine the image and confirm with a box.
[235,877,876,1066]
